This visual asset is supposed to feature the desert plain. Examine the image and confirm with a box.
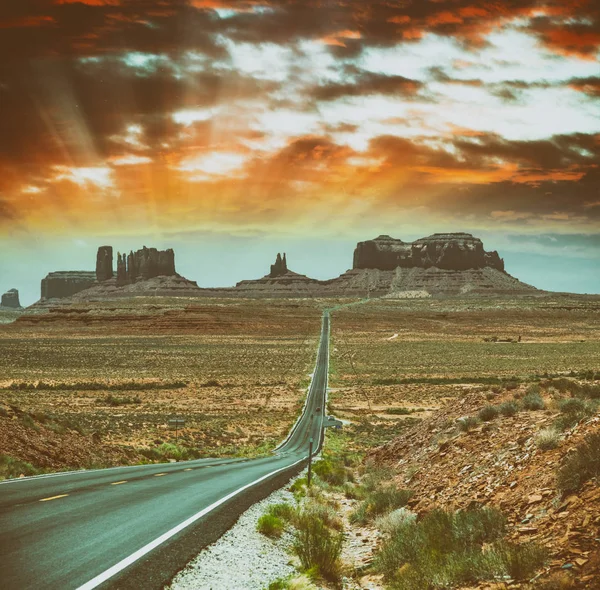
[1,293,598,477]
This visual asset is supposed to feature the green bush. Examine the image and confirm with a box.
[535,428,560,451]
[498,401,519,417]
[522,391,545,410]
[312,459,352,487]
[492,541,548,580]
[478,405,499,422]
[351,485,413,524]
[292,510,343,583]
[554,398,594,430]
[375,507,546,588]
[257,514,285,538]
[290,477,307,497]
[557,432,600,494]
[457,416,480,432]
[0,455,40,479]
[267,502,295,522]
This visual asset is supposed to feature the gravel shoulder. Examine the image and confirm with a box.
[167,473,304,590]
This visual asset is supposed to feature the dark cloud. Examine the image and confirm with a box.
[313,69,424,101]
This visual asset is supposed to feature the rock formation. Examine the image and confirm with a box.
[269,253,288,278]
[41,272,96,300]
[1,288,21,308]
[114,246,176,286]
[353,233,505,272]
[95,246,113,282]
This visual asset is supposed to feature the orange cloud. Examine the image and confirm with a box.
[0,16,55,28]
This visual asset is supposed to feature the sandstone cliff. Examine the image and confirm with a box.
[353,233,504,272]
[41,272,96,300]
[1,288,21,308]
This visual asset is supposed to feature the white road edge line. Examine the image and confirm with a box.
[76,455,307,590]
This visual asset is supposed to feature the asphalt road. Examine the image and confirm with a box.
[0,312,331,590]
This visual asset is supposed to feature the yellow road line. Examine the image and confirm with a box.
[40,494,69,502]
[111,481,128,486]
[154,473,166,477]
[183,468,193,471]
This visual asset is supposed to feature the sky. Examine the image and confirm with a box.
[0,0,599,304]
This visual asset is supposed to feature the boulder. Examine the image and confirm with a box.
[1,288,21,308]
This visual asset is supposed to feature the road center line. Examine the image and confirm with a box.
[111,481,128,486]
[154,473,166,477]
[76,456,307,590]
[183,468,193,471]
[39,494,69,502]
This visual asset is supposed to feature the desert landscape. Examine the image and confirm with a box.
[0,297,325,476]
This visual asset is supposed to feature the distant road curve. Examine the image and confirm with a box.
[0,312,331,590]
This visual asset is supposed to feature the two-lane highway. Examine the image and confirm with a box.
[0,312,331,589]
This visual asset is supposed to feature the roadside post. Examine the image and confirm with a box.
[307,437,313,487]
[168,417,186,445]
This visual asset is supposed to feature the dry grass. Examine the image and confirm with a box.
[0,298,325,471]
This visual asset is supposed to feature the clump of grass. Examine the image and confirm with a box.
[292,506,344,583]
[267,502,295,522]
[374,507,416,535]
[535,428,561,451]
[498,401,519,417]
[457,416,480,432]
[139,442,199,462]
[554,398,595,430]
[478,405,499,422]
[491,541,548,580]
[386,407,413,415]
[290,477,308,498]
[257,513,285,538]
[522,391,545,410]
[375,507,546,587]
[96,394,142,407]
[350,485,413,524]
[312,458,353,487]
[557,432,600,494]
[0,455,40,479]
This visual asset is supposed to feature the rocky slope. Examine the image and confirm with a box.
[370,383,600,588]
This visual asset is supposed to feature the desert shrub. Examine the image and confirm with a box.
[350,486,413,524]
[580,383,600,399]
[0,455,40,479]
[290,477,308,497]
[498,401,519,417]
[96,394,141,406]
[522,391,545,410]
[257,514,285,538]
[491,541,548,580]
[386,407,413,415]
[554,398,594,430]
[341,482,365,500]
[457,416,480,432]
[292,509,344,582]
[557,432,600,494]
[312,459,352,487]
[139,442,198,462]
[504,380,520,391]
[375,507,417,535]
[535,428,561,450]
[375,507,510,587]
[267,502,295,522]
[537,572,575,590]
[478,405,499,422]
[527,383,541,395]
